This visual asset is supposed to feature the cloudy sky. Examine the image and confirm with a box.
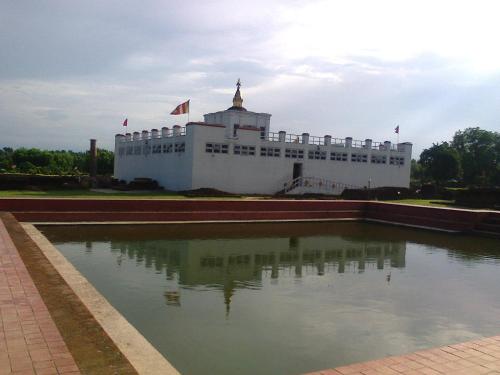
[1,0,499,156]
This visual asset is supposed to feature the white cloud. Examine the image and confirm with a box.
[1,0,499,157]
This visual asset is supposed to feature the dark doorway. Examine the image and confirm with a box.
[293,163,303,180]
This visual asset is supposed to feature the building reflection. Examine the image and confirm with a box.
[107,235,406,315]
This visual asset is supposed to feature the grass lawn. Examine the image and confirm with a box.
[383,199,464,208]
[0,191,491,210]
[0,189,251,200]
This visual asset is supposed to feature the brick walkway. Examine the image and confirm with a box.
[305,336,500,375]
[0,219,80,375]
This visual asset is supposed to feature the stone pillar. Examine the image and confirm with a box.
[338,248,346,273]
[173,125,181,137]
[125,133,132,141]
[89,139,97,178]
[295,248,303,277]
[317,249,325,276]
[278,131,286,142]
[345,137,352,148]
[161,127,170,138]
[359,245,366,272]
[324,135,332,145]
[141,130,149,140]
[133,132,140,141]
[365,139,372,149]
[151,129,159,138]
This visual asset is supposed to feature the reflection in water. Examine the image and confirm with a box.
[102,236,406,315]
[42,222,500,375]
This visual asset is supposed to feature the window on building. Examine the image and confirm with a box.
[351,153,368,163]
[330,152,348,161]
[234,145,256,156]
[233,124,239,137]
[206,143,229,154]
[285,148,304,159]
[134,146,142,155]
[175,142,185,153]
[371,155,387,164]
[260,147,281,157]
[152,145,162,154]
[163,144,173,153]
[390,156,405,165]
[308,150,327,160]
[260,127,266,140]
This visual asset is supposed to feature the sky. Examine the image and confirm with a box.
[1,0,500,157]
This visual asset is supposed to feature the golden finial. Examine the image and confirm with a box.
[232,78,243,108]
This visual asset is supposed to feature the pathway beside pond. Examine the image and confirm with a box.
[305,336,500,375]
[0,219,80,375]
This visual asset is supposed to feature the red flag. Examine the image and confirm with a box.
[394,125,399,134]
[170,100,190,115]
[123,118,128,127]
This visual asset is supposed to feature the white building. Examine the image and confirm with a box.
[114,82,412,194]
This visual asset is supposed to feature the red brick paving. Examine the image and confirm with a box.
[304,336,500,374]
[0,219,80,375]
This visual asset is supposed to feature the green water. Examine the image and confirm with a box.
[40,222,500,375]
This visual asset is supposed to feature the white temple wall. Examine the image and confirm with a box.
[189,124,411,194]
[114,131,194,191]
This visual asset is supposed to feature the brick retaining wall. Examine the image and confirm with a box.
[0,198,498,233]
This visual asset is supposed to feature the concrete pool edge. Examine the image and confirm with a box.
[22,223,181,375]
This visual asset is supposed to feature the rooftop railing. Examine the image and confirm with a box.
[117,127,405,152]
[265,132,400,151]
[117,126,186,142]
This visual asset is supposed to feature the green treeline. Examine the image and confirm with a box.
[412,127,500,187]
[0,147,114,175]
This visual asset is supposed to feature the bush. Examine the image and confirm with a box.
[455,188,500,208]
[341,187,412,200]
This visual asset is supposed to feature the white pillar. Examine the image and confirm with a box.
[302,133,309,144]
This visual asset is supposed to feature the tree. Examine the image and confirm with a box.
[0,147,13,171]
[410,159,426,186]
[96,149,114,175]
[12,148,51,169]
[419,142,461,185]
[0,146,115,176]
[451,127,500,186]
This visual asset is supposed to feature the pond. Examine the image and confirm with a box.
[40,222,500,375]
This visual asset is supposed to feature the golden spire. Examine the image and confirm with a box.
[232,78,243,108]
